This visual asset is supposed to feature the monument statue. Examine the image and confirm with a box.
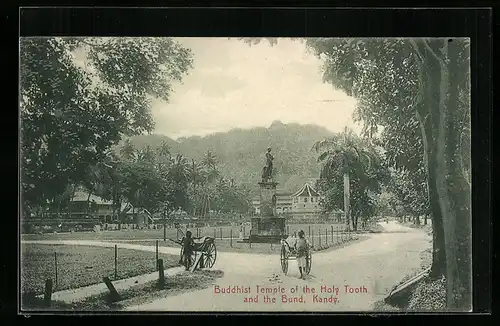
[261,147,274,182]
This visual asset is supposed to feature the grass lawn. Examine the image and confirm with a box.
[22,269,224,311]
[21,244,178,295]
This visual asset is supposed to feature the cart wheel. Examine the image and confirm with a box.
[280,244,288,274]
[204,241,217,268]
[305,251,312,275]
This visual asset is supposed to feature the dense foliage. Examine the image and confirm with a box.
[314,128,389,230]
[125,120,333,195]
[240,37,471,309]
[306,37,471,309]
[20,37,193,215]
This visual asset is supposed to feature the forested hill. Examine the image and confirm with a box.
[126,120,335,193]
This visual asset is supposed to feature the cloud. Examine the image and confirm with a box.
[72,37,362,139]
[183,73,247,98]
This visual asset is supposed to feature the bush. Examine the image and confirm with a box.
[406,275,446,311]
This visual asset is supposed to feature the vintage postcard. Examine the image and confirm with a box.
[19,37,472,312]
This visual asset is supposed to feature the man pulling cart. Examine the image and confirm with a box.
[280,229,312,278]
[169,225,217,271]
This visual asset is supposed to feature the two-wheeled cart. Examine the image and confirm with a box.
[279,238,312,275]
[168,226,217,271]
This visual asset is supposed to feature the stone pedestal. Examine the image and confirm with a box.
[258,182,278,217]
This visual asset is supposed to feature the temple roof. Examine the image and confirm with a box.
[71,191,132,211]
[72,191,110,205]
[292,183,319,197]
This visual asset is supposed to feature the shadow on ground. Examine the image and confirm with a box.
[21,269,225,312]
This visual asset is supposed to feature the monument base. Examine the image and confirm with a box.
[258,181,278,217]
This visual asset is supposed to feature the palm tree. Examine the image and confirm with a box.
[313,127,372,231]
[137,145,156,165]
[157,141,171,158]
[200,150,220,218]
[187,159,205,216]
[155,141,171,171]
[168,154,190,184]
[202,150,219,183]
[119,138,136,161]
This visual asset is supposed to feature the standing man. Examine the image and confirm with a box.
[181,230,195,270]
[294,230,310,280]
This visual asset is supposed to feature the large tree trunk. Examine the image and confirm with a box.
[414,41,447,279]
[439,39,472,310]
[414,39,472,310]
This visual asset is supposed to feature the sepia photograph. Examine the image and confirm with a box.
[19,37,472,312]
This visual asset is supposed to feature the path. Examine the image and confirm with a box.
[22,221,430,311]
[43,267,185,303]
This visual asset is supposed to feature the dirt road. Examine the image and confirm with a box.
[22,221,430,312]
[124,221,430,312]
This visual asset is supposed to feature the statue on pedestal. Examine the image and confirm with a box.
[261,147,274,182]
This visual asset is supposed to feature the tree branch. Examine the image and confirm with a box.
[422,39,447,68]
[408,40,429,114]
[409,39,425,64]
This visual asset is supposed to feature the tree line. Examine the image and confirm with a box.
[242,37,471,310]
[20,37,250,220]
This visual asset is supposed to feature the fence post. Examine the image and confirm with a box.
[158,259,165,289]
[249,233,252,249]
[156,240,159,270]
[54,252,58,289]
[287,225,290,235]
[308,225,311,238]
[220,228,222,240]
[114,245,118,280]
[331,225,334,243]
[103,277,121,302]
[325,228,328,245]
[336,227,339,244]
[230,229,233,247]
[164,224,167,241]
[213,228,216,239]
[44,279,53,308]
[311,229,314,248]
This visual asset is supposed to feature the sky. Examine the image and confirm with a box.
[72,37,362,139]
[151,38,362,139]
